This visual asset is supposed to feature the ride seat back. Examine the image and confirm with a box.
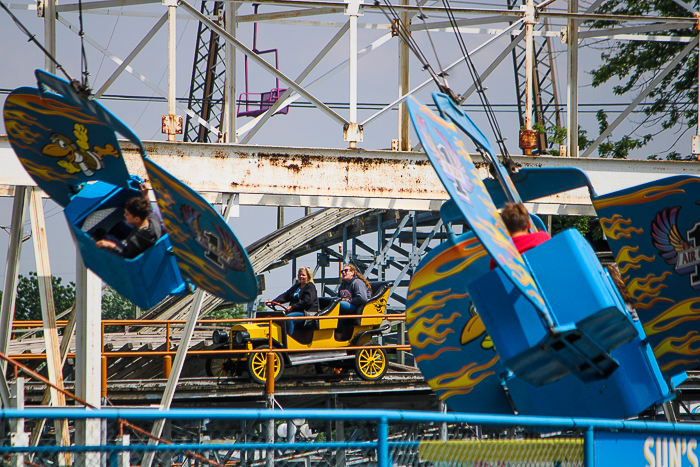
[315,297,341,330]
[359,281,392,326]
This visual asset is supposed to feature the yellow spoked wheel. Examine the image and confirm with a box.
[247,347,284,385]
[355,347,388,381]
[205,357,232,377]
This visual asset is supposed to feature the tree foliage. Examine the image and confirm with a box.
[0,272,76,321]
[588,0,696,158]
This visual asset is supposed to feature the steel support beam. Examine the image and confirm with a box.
[3,137,700,209]
[28,188,70,459]
[142,289,206,467]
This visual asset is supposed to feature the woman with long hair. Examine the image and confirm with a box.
[336,264,371,339]
[266,267,319,335]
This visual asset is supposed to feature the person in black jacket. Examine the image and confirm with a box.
[266,267,319,335]
[96,196,162,259]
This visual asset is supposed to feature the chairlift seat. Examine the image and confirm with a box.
[64,180,186,310]
[467,228,637,386]
[237,88,289,118]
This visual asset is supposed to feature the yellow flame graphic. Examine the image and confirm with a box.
[593,178,700,211]
[628,271,671,304]
[616,245,655,275]
[427,355,500,400]
[415,346,462,363]
[6,93,102,125]
[406,289,469,325]
[644,297,700,337]
[408,312,460,349]
[599,214,643,240]
[409,237,487,291]
[653,331,700,362]
[19,158,77,183]
[634,297,675,310]
[4,119,42,145]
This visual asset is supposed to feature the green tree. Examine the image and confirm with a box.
[101,287,136,332]
[0,272,76,321]
[588,0,696,158]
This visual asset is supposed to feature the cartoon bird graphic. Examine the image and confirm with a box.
[651,206,691,265]
[42,124,104,176]
[460,303,494,351]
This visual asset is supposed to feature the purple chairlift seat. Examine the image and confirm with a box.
[237,5,290,119]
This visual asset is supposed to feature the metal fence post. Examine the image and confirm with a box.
[584,426,594,467]
[116,434,130,467]
[378,416,389,467]
[9,378,28,467]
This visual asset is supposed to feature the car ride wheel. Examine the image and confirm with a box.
[354,347,388,381]
[247,347,284,385]
[206,357,232,377]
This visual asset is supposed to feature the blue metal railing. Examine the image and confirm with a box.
[2,408,699,467]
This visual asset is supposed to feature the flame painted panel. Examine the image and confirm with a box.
[144,157,258,303]
[593,175,700,377]
[406,95,547,315]
[3,83,131,207]
[406,232,512,414]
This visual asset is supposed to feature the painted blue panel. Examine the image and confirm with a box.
[3,76,132,207]
[432,92,522,205]
[144,157,258,303]
[595,431,700,467]
[485,167,595,209]
[593,175,700,377]
[406,231,513,414]
[406,95,547,316]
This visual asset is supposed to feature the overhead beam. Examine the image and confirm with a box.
[2,137,699,211]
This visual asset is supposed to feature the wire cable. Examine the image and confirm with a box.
[0,0,73,83]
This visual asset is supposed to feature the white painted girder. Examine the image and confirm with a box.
[2,136,700,212]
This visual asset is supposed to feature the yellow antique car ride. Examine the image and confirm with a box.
[205,281,393,383]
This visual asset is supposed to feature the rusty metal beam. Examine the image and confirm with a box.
[2,137,700,211]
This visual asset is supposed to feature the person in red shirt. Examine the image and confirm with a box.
[489,202,551,270]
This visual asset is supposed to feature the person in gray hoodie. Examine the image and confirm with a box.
[336,264,371,338]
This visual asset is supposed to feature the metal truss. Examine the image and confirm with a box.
[184,1,226,143]
[508,0,562,152]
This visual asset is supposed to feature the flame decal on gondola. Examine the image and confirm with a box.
[408,312,461,349]
[616,245,655,275]
[405,289,469,325]
[408,237,487,291]
[600,214,644,240]
[593,178,700,211]
[653,331,700,369]
[415,346,462,363]
[627,272,672,305]
[644,297,700,337]
[427,356,500,400]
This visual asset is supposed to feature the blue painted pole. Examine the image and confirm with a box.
[584,426,594,467]
[378,416,389,467]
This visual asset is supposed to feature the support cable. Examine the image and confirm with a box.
[441,0,517,173]
[0,0,73,84]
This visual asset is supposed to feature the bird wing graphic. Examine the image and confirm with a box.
[214,224,247,271]
[180,204,202,238]
[651,206,691,265]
